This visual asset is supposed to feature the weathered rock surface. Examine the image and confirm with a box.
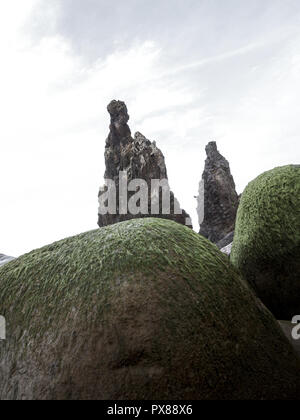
[198,141,239,244]
[1,218,300,400]
[98,100,192,228]
[0,254,14,267]
[231,165,300,319]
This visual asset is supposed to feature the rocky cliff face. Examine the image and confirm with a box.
[98,100,192,228]
[0,254,14,267]
[198,141,239,245]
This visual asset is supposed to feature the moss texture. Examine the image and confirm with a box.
[231,165,300,319]
[0,218,300,400]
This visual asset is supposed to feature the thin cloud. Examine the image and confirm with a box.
[152,41,268,80]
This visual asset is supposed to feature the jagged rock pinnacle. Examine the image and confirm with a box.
[206,141,218,155]
[198,141,239,245]
[107,100,129,123]
[98,100,192,228]
[106,100,131,146]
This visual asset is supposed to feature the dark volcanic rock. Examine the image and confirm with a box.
[198,141,239,244]
[0,254,14,267]
[98,100,192,228]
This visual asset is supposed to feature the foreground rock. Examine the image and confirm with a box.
[98,100,192,228]
[1,218,300,400]
[0,254,14,267]
[198,141,239,245]
[231,165,300,319]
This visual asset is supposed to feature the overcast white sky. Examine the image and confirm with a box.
[1,0,300,257]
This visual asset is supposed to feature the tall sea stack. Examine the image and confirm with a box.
[98,100,192,228]
[198,141,239,245]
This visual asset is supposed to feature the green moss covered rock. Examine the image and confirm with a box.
[231,165,300,319]
[0,218,300,400]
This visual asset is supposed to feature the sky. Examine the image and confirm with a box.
[1,0,300,257]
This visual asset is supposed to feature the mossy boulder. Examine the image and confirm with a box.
[0,218,300,400]
[231,165,300,319]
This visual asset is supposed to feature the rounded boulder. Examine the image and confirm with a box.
[231,165,300,319]
[0,218,300,399]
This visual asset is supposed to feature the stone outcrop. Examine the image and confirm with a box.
[1,218,300,400]
[98,100,192,228]
[0,254,14,267]
[231,165,300,319]
[198,141,239,245]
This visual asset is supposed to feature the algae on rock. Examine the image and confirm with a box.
[231,165,300,319]
[0,218,300,400]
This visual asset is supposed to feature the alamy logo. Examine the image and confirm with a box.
[0,315,6,340]
[98,171,196,226]
[291,316,300,340]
